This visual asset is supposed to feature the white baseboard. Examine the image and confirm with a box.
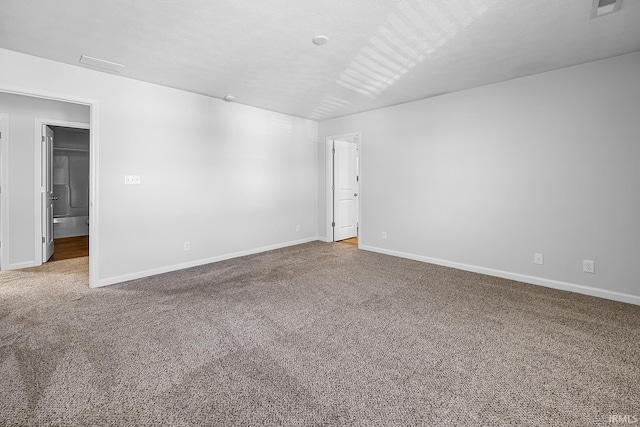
[3,260,40,271]
[360,245,640,306]
[94,236,320,288]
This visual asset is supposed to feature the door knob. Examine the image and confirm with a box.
[354,193,358,197]
[51,195,58,201]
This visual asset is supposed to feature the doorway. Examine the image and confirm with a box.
[38,120,91,263]
[43,124,90,262]
[0,88,98,287]
[326,132,361,245]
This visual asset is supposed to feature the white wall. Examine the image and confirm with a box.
[319,52,640,304]
[0,93,89,268]
[0,48,318,286]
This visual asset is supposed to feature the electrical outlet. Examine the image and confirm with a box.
[534,253,543,265]
[124,175,141,185]
[295,225,300,232]
[381,232,387,240]
[583,260,595,274]
[184,241,190,251]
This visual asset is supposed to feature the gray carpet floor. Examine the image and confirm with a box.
[1,241,639,426]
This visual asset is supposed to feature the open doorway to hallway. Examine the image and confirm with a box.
[0,92,92,272]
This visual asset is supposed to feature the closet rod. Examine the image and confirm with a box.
[53,147,89,152]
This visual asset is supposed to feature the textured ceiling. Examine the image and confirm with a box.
[1,0,639,120]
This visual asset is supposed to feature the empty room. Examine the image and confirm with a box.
[1,0,639,426]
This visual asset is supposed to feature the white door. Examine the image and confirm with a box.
[42,125,54,262]
[333,140,359,241]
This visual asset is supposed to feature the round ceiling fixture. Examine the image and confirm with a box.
[223,94,235,102]
[312,35,329,46]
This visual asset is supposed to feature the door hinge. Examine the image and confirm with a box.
[42,237,45,243]
[331,222,335,227]
[331,184,335,191]
[356,175,359,182]
[42,135,46,143]
[332,147,335,154]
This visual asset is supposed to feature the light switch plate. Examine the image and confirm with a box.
[124,175,141,185]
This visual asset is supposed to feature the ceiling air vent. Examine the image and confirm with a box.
[592,0,622,18]
[79,55,126,73]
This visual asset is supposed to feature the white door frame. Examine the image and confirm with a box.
[0,84,99,288]
[36,119,90,263]
[325,132,361,245]
[0,113,8,270]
